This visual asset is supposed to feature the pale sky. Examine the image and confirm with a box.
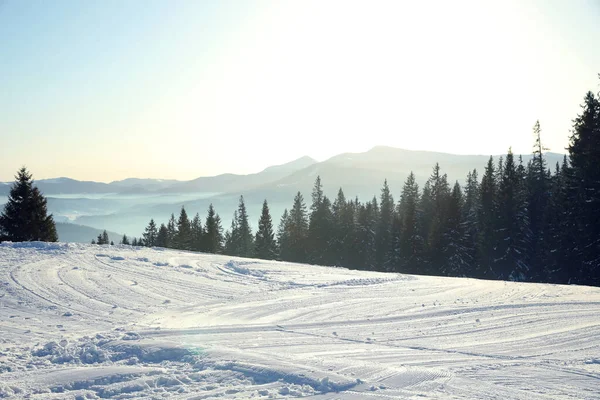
[1,0,599,182]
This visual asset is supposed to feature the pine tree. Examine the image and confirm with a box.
[286,192,309,263]
[463,169,480,274]
[204,204,223,253]
[120,234,130,245]
[567,89,600,285]
[375,180,394,270]
[174,207,191,250]
[224,210,239,256]
[91,239,96,244]
[331,188,355,267]
[143,219,158,247]
[190,213,203,252]
[255,200,277,260]
[477,156,497,278]
[166,213,177,248]
[156,223,169,248]
[442,181,472,276]
[494,148,531,281]
[276,209,290,260]
[102,230,109,245]
[131,237,138,246]
[0,167,58,242]
[235,196,254,257]
[423,163,451,276]
[307,177,334,265]
[397,172,424,274]
[110,241,114,246]
[355,198,378,270]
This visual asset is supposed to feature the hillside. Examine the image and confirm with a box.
[1,243,599,399]
[55,222,122,244]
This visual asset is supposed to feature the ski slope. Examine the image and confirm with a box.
[1,242,599,399]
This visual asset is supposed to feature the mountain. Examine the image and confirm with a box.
[108,178,182,194]
[162,156,317,194]
[55,222,123,244]
[242,146,565,200]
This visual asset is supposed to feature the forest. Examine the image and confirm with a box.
[124,83,600,287]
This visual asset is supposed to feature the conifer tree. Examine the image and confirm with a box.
[567,89,600,285]
[166,214,177,248]
[442,181,472,276]
[462,169,480,273]
[397,172,423,274]
[143,219,158,247]
[224,211,239,256]
[308,176,334,265]
[235,196,254,257]
[423,163,451,275]
[102,230,109,245]
[494,149,531,280]
[375,180,394,270]
[276,209,290,260]
[156,223,169,248]
[190,213,203,251]
[286,192,309,262]
[0,167,58,242]
[120,234,130,245]
[174,207,191,250]
[355,198,379,270]
[131,237,138,246]
[255,200,277,260]
[204,204,223,253]
[477,157,497,278]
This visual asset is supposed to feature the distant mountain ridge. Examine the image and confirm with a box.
[0,148,564,199]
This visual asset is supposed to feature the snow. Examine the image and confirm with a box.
[1,242,600,399]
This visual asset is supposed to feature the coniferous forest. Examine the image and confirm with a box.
[122,83,600,287]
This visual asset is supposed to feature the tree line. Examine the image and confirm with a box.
[122,82,600,286]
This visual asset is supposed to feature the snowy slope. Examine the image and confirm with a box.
[1,243,599,399]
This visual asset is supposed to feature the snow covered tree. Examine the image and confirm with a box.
[0,167,57,242]
[254,200,277,260]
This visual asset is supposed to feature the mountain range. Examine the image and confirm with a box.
[1,147,565,240]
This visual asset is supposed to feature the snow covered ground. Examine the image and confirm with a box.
[1,243,599,399]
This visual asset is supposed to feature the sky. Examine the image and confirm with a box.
[1,0,599,182]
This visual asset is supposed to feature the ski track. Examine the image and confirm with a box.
[1,242,600,399]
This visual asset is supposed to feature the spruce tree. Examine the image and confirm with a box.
[156,223,169,248]
[143,219,158,247]
[355,198,378,270]
[121,234,130,245]
[166,213,177,248]
[375,180,394,270]
[0,167,58,242]
[190,213,203,251]
[442,181,472,276]
[308,177,334,265]
[462,169,480,274]
[175,207,191,250]
[477,157,497,278]
[276,209,290,260]
[397,172,423,274]
[102,230,109,245]
[494,148,531,281]
[235,196,254,257]
[255,200,277,260]
[567,89,600,285]
[224,210,239,256]
[204,204,224,253]
[286,192,309,263]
